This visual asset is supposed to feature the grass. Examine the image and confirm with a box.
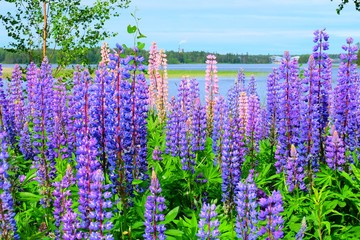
[161,69,268,78]
[1,67,268,80]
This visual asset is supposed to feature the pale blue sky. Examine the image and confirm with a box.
[0,0,359,54]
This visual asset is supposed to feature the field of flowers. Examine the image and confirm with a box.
[0,29,360,240]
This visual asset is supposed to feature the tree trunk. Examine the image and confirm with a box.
[42,1,47,59]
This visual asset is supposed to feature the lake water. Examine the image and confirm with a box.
[166,64,345,104]
[2,63,357,104]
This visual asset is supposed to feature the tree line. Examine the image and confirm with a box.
[0,47,359,65]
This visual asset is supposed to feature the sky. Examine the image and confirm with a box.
[0,0,360,55]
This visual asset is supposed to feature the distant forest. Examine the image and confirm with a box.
[0,47,346,65]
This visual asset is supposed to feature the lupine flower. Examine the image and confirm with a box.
[235,170,258,240]
[286,145,305,192]
[325,128,346,171]
[100,42,110,65]
[88,169,113,240]
[0,64,16,146]
[104,45,127,196]
[221,113,245,207]
[205,54,219,133]
[52,80,70,160]
[152,147,163,161]
[190,98,207,152]
[165,97,183,156]
[53,165,78,239]
[148,42,160,108]
[144,170,166,240]
[267,68,281,154]
[76,137,101,236]
[179,117,196,172]
[0,131,19,240]
[295,217,307,240]
[26,62,38,117]
[258,190,284,240]
[275,51,301,173]
[66,66,83,157]
[155,49,169,123]
[298,55,321,176]
[120,49,149,196]
[246,76,262,165]
[313,29,332,161]
[32,58,56,207]
[227,70,244,118]
[212,96,227,166]
[90,62,111,173]
[197,203,220,240]
[8,64,25,136]
[333,37,359,156]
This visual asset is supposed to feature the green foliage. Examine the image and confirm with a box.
[331,0,360,14]
[0,0,131,67]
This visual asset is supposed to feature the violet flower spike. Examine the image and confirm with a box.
[144,170,166,240]
[0,131,19,240]
[197,203,220,240]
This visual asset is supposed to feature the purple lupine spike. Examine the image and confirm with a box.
[258,190,284,240]
[227,70,244,118]
[177,77,192,119]
[191,98,207,152]
[8,64,25,136]
[275,51,301,173]
[325,128,346,171]
[26,62,38,117]
[66,66,82,158]
[267,68,281,155]
[212,96,227,166]
[197,203,220,240]
[247,74,256,95]
[144,170,166,240]
[76,137,101,237]
[120,50,149,196]
[152,147,163,161]
[104,45,129,197]
[73,69,93,149]
[88,169,113,240]
[298,55,321,177]
[53,165,78,239]
[313,29,332,161]
[0,65,16,146]
[90,62,111,173]
[133,73,149,182]
[19,121,34,160]
[246,76,262,166]
[295,217,307,240]
[221,113,245,207]
[179,115,196,173]
[333,37,359,158]
[235,170,258,240]
[52,80,70,160]
[286,145,306,192]
[0,131,19,240]
[258,106,269,140]
[32,58,56,207]
[120,77,135,196]
[165,97,182,156]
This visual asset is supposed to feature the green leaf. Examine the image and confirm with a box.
[165,229,184,237]
[131,221,144,230]
[136,41,145,50]
[127,24,137,34]
[162,207,179,225]
[17,192,42,202]
[132,179,143,185]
